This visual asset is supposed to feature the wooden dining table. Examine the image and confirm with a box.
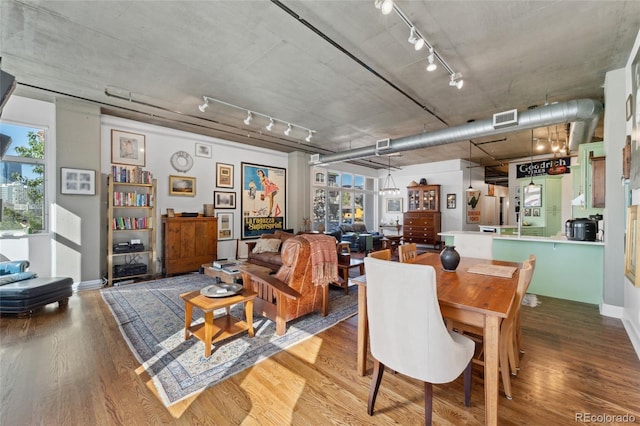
[351,252,521,426]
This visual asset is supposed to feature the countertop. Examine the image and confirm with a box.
[439,230,604,246]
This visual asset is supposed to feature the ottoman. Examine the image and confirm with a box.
[0,276,74,315]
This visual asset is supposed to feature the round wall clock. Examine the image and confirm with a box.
[170,150,194,173]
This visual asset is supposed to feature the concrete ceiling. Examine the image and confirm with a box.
[2,0,639,183]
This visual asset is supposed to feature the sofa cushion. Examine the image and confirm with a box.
[252,238,282,254]
[353,223,368,233]
[340,224,354,233]
[274,230,295,242]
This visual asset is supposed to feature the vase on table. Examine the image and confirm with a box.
[440,245,460,271]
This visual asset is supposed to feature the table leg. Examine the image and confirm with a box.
[322,284,329,316]
[342,268,349,294]
[484,315,500,426]
[204,311,214,358]
[245,300,255,337]
[184,301,193,340]
[357,284,368,376]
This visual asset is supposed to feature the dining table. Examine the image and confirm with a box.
[351,252,521,426]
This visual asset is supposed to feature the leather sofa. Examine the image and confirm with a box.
[0,260,73,315]
[336,222,383,252]
[245,230,296,272]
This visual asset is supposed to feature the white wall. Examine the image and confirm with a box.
[101,116,289,265]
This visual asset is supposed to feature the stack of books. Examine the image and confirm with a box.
[212,260,240,274]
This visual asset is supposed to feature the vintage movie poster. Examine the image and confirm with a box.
[241,162,286,239]
[466,189,481,224]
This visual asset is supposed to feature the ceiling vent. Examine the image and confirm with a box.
[309,153,320,164]
[492,109,518,129]
[376,138,391,151]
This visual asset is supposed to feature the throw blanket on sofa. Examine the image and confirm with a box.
[299,234,339,287]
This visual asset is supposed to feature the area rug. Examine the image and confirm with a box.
[101,274,358,407]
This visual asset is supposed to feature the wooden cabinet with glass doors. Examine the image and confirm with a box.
[403,184,441,246]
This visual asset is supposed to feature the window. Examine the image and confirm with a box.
[0,122,47,234]
[312,168,375,231]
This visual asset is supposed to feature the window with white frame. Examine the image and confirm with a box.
[312,168,375,232]
[0,122,47,234]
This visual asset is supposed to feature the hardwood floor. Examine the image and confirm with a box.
[1,289,639,425]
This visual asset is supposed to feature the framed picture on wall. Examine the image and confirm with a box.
[625,205,640,287]
[195,143,212,158]
[169,175,196,196]
[385,198,403,214]
[111,129,145,166]
[214,191,236,209]
[241,162,286,239]
[216,163,234,188]
[60,167,95,195]
[446,194,456,209]
[216,212,233,240]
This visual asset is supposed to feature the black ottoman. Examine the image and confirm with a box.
[0,276,73,314]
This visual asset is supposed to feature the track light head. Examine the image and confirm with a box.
[449,73,464,89]
[305,130,313,142]
[414,38,424,51]
[284,123,292,136]
[426,50,437,72]
[244,111,253,125]
[408,27,418,44]
[198,100,209,112]
[266,118,274,131]
[375,0,393,15]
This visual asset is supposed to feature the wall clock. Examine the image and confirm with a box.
[170,150,194,173]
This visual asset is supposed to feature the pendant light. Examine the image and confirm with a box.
[528,129,536,186]
[379,156,400,195]
[466,141,474,191]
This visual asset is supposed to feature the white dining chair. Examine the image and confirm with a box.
[364,257,475,425]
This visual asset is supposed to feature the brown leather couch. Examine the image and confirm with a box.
[245,230,296,272]
[240,234,338,335]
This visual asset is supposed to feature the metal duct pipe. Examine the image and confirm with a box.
[312,98,602,164]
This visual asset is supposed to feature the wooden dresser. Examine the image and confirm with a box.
[403,184,441,246]
[162,215,218,275]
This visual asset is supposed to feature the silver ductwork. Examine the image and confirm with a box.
[312,98,602,164]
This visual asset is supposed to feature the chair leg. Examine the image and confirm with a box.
[368,359,385,416]
[463,360,472,407]
[499,321,513,400]
[424,382,433,426]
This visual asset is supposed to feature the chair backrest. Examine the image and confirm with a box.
[451,233,493,259]
[368,249,391,261]
[364,257,473,384]
[513,261,534,308]
[398,243,417,263]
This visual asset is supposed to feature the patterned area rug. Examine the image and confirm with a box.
[101,274,358,407]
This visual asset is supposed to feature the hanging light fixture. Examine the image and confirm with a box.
[379,156,400,195]
[528,129,536,186]
[284,123,292,136]
[198,98,209,112]
[243,111,253,125]
[466,141,474,191]
[305,130,313,142]
[266,118,274,131]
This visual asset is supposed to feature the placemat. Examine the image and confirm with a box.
[467,264,517,278]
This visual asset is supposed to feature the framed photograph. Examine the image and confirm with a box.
[446,193,456,209]
[385,198,403,214]
[523,184,542,207]
[169,175,196,196]
[533,208,540,217]
[166,208,175,217]
[524,208,531,217]
[214,191,236,209]
[60,167,95,195]
[625,205,640,287]
[627,94,633,121]
[216,163,234,188]
[241,162,286,239]
[216,212,233,240]
[111,129,145,166]
[195,143,212,158]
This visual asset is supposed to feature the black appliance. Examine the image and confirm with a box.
[566,218,597,241]
[113,263,147,277]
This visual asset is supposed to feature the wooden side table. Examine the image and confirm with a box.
[180,289,257,357]
[335,258,365,294]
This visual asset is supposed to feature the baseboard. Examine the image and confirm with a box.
[621,315,640,360]
[599,302,623,318]
[74,279,105,292]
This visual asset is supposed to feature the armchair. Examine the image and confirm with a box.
[240,234,339,335]
[338,223,383,252]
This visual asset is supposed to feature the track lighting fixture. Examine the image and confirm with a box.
[198,96,315,140]
[375,0,463,88]
[375,0,394,15]
[426,48,437,72]
[449,73,464,89]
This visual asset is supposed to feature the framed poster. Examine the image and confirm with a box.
[385,198,403,214]
[195,143,212,158]
[216,163,234,188]
[466,189,481,224]
[630,46,640,187]
[216,212,233,240]
[214,191,236,209]
[60,167,95,195]
[625,205,640,287]
[241,162,286,239]
[111,129,145,166]
[169,175,196,196]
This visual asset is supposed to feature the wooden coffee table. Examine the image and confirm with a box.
[180,288,257,358]
[335,258,365,294]
[203,262,272,283]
